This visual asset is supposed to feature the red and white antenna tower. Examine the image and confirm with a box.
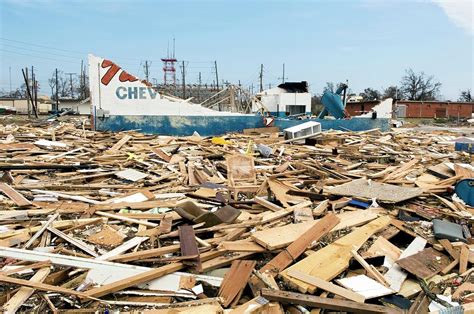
[161,39,177,85]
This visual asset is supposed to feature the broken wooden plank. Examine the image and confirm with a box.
[0,182,31,206]
[252,210,377,250]
[396,247,451,279]
[287,269,365,303]
[218,260,256,307]
[3,267,51,313]
[84,263,184,298]
[261,289,401,314]
[179,225,201,271]
[281,216,390,293]
[259,213,340,276]
[384,236,427,292]
[0,274,97,300]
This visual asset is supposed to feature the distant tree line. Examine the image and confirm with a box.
[311,68,472,105]
[0,70,89,100]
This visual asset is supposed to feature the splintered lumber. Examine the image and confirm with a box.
[351,250,389,286]
[259,213,340,276]
[362,236,401,262]
[459,244,469,274]
[47,226,99,257]
[84,262,184,298]
[396,247,451,279]
[95,211,158,227]
[23,213,59,249]
[201,251,254,272]
[108,244,181,262]
[219,240,266,252]
[286,270,365,303]
[327,178,423,203]
[218,260,256,307]
[254,196,284,212]
[179,225,201,271]
[109,134,132,152]
[3,267,51,313]
[281,215,390,293]
[0,182,31,206]
[228,296,270,313]
[252,209,377,250]
[261,289,401,314]
[0,274,96,300]
[384,236,427,292]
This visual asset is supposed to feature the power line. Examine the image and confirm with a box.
[0,49,80,64]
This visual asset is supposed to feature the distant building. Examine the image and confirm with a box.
[253,81,312,117]
[0,97,52,114]
[347,95,363,103]
[396,100,474,119]
[345,99,474,119]
[57,98,91,115]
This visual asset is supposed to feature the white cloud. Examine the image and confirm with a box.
[433,0,473,35]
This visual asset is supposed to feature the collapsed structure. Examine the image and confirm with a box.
[89,55,392,136]
[0,116,472,313]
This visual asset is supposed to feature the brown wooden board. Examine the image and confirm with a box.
[218,260,256,307]
[178,225,202,271]
[396,247,451,279]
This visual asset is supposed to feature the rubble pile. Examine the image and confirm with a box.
[0,118,472,313]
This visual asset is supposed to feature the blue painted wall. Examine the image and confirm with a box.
[96,115,265,136]
[95,115,390,136]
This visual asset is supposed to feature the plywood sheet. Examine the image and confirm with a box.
[396,248,451,279]
[252,210,378,250]
[280,216,390,293]
[327,178,423,203]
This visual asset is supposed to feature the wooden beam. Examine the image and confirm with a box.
[84,263,183,298]
[286,270,365,303]
[351,250,389,286]
[254,196,284,212]
[259,213,339,276]
[459,245,469,274]
[0,274,96,300]
[107,244,181,262]
[95,211,158,227]
[3,267,51,313]
[218,260,256,307]
[179,225,201,271]
[0,182,31,206]
[260,289,401,314]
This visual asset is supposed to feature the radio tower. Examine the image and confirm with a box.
[161,39,177,85]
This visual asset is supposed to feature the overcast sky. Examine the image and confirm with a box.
[0,0,472,100]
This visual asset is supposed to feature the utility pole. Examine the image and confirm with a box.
[25,67,30,117]
[31,66,34,116]
[282,63,285,83]
[80,60,84,99]
[8,66,11,97]
[259,64,263,92]
[55,68,59,112]
[65,72,75,98]
[31,66,38,118]
[279,63,287,84]
[181,60,186,99]
[197,72,201,102]
[143,61,151,82]
[22,68,37,118]
[214,61,219,91]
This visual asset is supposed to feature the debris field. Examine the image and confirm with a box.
[0,118,473,313]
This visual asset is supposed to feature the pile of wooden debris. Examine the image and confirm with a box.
[0,118,472,313]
